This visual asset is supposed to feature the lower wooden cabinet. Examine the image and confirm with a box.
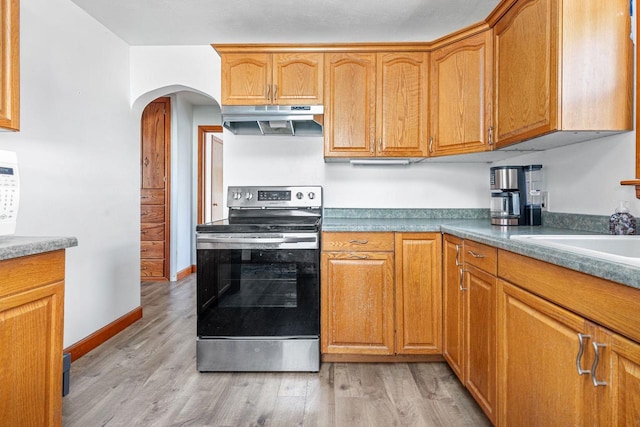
[0,250,66,427]
[443,235,497,424]
[443,234,465,380]
[321,232,442,358]
[498,249,640,426]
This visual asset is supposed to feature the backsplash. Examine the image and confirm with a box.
[541,212,610,234]
[324,208,610,234]
[323,208,490,219]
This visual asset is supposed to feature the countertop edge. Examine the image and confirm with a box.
[0,236,79,261]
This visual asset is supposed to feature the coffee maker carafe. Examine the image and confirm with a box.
[490,165,543,226]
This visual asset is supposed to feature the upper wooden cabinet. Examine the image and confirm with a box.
[493,0,633,148]
[0,0,19,131]
[220,52,323,105]
[324,51,429,158]
[430,30,493,156]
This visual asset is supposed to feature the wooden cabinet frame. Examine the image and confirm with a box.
[0,0,19,130]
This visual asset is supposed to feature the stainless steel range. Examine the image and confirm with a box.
[195,186,322,372]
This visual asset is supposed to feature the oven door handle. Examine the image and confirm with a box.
[196,234,319,249]
[198,236,316,244]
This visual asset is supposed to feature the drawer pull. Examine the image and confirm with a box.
[576,333,591,375]
[349,254,369,259]
[590,342,608,387]
[467,250,485,259]
[349,239,369,245]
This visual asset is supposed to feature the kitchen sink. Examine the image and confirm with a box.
[509,234,640,267]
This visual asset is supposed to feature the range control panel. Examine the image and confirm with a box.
[227,186,322,209]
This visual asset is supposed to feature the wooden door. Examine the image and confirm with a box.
[431,30,492,156]
[140,97,170,281]
[0,0,19,130]
[323,52,377,158]
[494,0,558,148]
[197,125,223,224]
[272,52,323,105]
[395,233,442,354]
[220,53,272,105]
[442,234,465,382]
[377,52,429,157]
[465,265,497,424]
[321,251,394,355]
[498,279,589,426]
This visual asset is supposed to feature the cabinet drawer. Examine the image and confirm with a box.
[141,260,164,277]
[0,251,65,298]
[464,240,497,275]
[322,232,395,252]
[141,241,164,259]
[141,189,164,205]
[141,223,165,241]
[141,205,165,223]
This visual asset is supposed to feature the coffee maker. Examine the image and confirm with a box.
[490,165,543,226]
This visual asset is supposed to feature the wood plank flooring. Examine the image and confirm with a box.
[62,275,491,427]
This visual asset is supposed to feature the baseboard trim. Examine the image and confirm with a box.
[177,265,196,280]
[64,306,143,362]
[321,354,444,363]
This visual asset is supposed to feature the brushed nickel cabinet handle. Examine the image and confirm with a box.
[489,126,494,146]
[455,244,461,266]
[349,239,369,245]
[467,250,485,259]
[429,137,433,153]
[591,342,608,387]
[349,254,369,259]
[143,157,150,167]
[266,84,271,101]
[459,268,467,291]
[576,333,591,375]
[273,84,278,101]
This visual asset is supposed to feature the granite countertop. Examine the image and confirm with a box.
[0,235,78,261]
[322,215,640,290]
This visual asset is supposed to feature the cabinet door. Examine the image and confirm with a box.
[443,235,465,382]
[321,251,394,355]
[0,0,19,130]
[466,265,497,424]
[494,0,558,147]
[431,30,492,156]
[395,233,442,354]
[324,52,377,158]
[610,333,640,426]
[0,281,64,427]
[221,53,272,105]
[273,53,323,105]
[377,52,429,157]
[498,279,590,426]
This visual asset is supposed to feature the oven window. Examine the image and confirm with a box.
[220,261,298,308]
[197,248,319,337]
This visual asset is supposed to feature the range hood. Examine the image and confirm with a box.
[222,105,324,136]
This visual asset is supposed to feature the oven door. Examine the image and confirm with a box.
[196,232,319,338]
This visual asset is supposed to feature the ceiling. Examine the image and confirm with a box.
[69,0,501,46]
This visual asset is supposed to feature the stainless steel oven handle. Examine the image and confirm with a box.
[198,236,316,244]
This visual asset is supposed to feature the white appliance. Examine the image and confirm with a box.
[0,150,19,235]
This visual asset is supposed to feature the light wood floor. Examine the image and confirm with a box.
[62,275,491,427]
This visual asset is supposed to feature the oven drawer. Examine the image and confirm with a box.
[322,232,395,252]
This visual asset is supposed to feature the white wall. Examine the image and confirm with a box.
[0,0,140,347]
[494,132,640,216]
[222,134,491,208]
